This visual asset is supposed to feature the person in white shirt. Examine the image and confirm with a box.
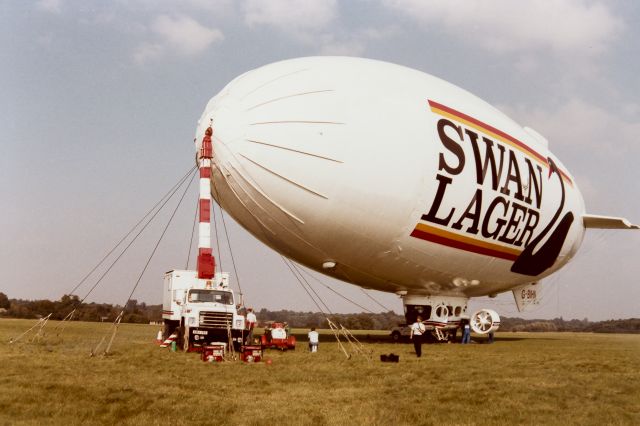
[308,327,319,352]
[245,308,257,344]
[409,316,426,357]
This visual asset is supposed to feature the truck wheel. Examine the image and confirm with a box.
[391,331,401,342]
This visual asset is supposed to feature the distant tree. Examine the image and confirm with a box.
[59,294,80,305]
[123,312,147,324]
[126,299,140,313]
[0,292,9,309]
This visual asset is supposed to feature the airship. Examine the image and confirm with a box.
[194,57,637,335]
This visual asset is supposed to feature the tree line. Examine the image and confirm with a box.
[499,316,640,334]
[0,293,160,324]
[256,309,640,333]
[255,308,405,330]
[0,293,638,333]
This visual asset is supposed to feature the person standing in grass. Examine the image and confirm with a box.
[308,327,319,352]
[245,308,257,344]
[461,319,471,344]
[409,316,426,357]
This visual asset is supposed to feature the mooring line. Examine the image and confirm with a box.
[100,168,197,356]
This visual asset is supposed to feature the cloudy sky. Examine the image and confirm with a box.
[2,0,638,321]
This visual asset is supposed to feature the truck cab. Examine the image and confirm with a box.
[162,269,245,351]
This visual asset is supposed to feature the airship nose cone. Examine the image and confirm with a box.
[197,90,243,164]
[197,60,352,220]
[196,59,369,270]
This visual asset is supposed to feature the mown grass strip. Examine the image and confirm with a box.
[1,319,639,425]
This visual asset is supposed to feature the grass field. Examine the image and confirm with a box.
[1,319,639,425]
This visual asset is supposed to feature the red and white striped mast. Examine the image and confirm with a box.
[197,123,215,281]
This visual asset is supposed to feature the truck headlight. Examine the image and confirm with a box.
[236,319,243,328]
[188,317,196,326]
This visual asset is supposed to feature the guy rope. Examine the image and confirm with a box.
[9,313,52,344]
[92,167,197,356]
[8,166,197,345]
[281,257,373,361]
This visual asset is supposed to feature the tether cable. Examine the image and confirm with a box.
[100,167,197,355]
[209,175,242,298]
[296,267,377,314]
[281,256,330,316]
[212,202,224,273]
[77,165,197,308]
[68,165,197,299]
[185,196,199,269]
[359,288,394,312]
[14,165,197,342]
[219,207,243,300]
[285,258,333,314]
[281,257,367,359]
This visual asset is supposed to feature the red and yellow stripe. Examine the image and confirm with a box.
[428,100,573,186]
[410,223,522,261]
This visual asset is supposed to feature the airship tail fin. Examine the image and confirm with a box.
[512,282,541,312]
[582,214,639,229]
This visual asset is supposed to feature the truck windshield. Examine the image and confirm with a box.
[188,290,233,305]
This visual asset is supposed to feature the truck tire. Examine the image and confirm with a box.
[391,331,401,342]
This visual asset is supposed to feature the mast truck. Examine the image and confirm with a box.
[161,122,246,352]
[162,269,245,351]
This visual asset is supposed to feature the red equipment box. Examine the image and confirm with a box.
[240,345,263,363]
[201,343,226,362]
